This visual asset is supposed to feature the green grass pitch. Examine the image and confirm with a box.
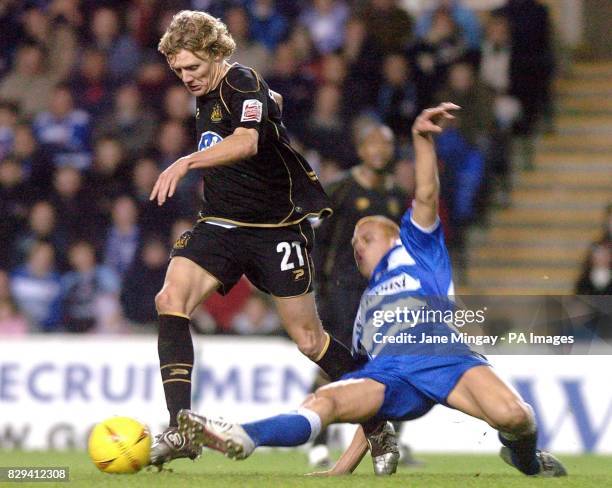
[1,450,610,487]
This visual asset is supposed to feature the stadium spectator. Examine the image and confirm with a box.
[317,158,344,187]
[408,7,474,108]
[48,0,84,30]
[136,56,172,112]
[0,156,32,267]
[86,136,130,220]
[393,157,415,197]
[303,84,351,167]
[318,53,347,88]
[0,43,58,117]
[189,1,230,20]
[265,42,316,135]
[61,240,121,333]
[103,195,141,278]
[341,17,384,117]
[480,13,520,207]
[0,2,21,77]
[497,0,555,167]
[94,83,158,158]
[130,156,179,234]
[435,62,492,247]
[10,123,53,194]
[287,25,317,69]
[155,119,200,213]
[69,48,115,115]
[10,241,62,332]
[0,269,29,335]
[121,236,168,327]
[246,0,289,52]
[575,242,612,296]
[225,6,271,76]
[603,204,612,242]
[415,0,482,50]
[156,119,189,169]
[230,291,282,335]
[0,101,18,160]
[376,53,418,138]
[12,198,67,268]
[359,0,413,55]
[50,165,95,243]
[89,7,141,82]
[163,85,195,135]
[33,83,92,170]
[437,63,494,149]
[20,5,78,83]
[298,0,349,55]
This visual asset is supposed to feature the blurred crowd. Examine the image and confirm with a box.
[575,205,612,296]
[0,0,558,335]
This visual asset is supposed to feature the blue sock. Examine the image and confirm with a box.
[242,409,321,447]
[499,431,540,475]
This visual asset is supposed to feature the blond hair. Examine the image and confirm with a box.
[354,216,400,239]
[158,10,236,61]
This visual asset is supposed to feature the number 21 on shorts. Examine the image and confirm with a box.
[277,241,304,271]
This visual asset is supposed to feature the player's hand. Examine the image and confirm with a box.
[149,156,190,206]
[412,102,460,138]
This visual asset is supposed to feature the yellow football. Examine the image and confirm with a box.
[88,417,151,474]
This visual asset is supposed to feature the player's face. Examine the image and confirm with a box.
[358,128,394,173]
[352,222,397,278]
[168,49,219,96]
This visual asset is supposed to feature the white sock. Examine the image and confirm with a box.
[296,407,322,442]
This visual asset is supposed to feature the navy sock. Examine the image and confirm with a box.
[499,431,540,475]
[242,411,320,447]
[315,333,357,380]
[158,314,193,427]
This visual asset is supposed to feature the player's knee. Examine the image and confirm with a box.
[155,288,185,314]
[292,325,325,360]
[313,387,339,420]
[296,335,320,359]
[491,399,533,433]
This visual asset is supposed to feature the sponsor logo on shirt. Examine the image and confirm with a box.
[370,273,421,295]
[198,131,224,151]
[241,99,262,122]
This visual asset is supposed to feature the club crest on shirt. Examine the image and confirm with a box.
[210,102,222,122]
[173,231,192,250]
[198,131,224,151]
[241,99,262,122]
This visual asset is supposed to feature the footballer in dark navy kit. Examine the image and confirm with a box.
[172,62,331,297]
[148,10,398,472]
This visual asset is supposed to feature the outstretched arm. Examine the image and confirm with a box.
[411,103,460,229]
[307,426,369,476]
[149,127,258,206]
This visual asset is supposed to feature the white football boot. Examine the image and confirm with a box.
[177,409,255,460]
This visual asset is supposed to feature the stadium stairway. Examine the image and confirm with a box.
[461,61,612,295]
